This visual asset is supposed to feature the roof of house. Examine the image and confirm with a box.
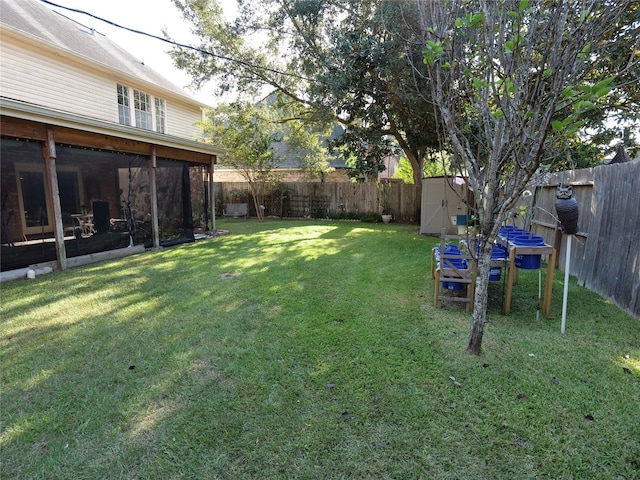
[271,123,350,170]
[1,0,203,106]
[609,145,633,164]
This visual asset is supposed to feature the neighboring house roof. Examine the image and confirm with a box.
[271,123,350,170]
[609,145,632,164]
[0,0,205,107]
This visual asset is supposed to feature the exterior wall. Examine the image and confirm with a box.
[0,39,117,122]
[0,36,204,140]
[166,102,203,139]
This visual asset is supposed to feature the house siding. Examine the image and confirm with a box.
[0,39,117,122]
[165,102,204,139]
[1,35,205,140]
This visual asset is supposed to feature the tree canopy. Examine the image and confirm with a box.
[170,0,443,184]
[203,101,282,220]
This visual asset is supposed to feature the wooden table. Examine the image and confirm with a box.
[432,234,476,312]
[499,240,557,316]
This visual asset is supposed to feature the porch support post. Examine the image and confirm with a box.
[42,127,67,270]
[209,156,216,233]
[147,146,160,249]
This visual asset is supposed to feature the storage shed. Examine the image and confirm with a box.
[420,176,473,235]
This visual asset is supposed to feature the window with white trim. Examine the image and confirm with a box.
[116,84,167,133]
[155,98,166,133]
[134,89,152,130]
[117,84,131,125]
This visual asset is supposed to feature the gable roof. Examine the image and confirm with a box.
[271,123,350,169]
[610,145,632,164]
[0,0,204,106]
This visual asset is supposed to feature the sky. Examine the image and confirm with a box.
[44,0,237,106]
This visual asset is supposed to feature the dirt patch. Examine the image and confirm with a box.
[219,272,242,279]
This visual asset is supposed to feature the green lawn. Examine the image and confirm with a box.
[1,219,638,479]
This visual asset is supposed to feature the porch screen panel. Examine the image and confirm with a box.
[56,147,150,257]
[156,158,185,240]
[20,171,49,229]
[0,138,53,271]
[190,165,209,231]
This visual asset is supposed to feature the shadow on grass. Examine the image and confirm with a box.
[1,220,638,479]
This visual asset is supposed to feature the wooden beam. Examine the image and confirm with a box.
[1,116,48,140]
[467,262,476,313]
[148,147,160,249]
[209,157,216,232]
[2,117,218,164]
[553,228,563,268]
[504,247,517,315]
[155,145,217,164]
[42,127,67,270]
[52,127,152,155]
[66,245,145,268]
[532,219,560,230]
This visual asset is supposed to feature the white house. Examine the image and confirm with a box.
[1,0,223,276]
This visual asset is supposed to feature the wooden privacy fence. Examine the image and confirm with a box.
[528,161,639,318]
[216,182,421,223]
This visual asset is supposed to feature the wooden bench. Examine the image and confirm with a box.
[223,203,248,218]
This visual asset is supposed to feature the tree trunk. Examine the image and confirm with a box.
[401,149,423,187]
[467,243,493,355]
[248,181,264,221]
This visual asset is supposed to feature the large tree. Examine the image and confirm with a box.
[417,0,639,354]
[170,0,442,185]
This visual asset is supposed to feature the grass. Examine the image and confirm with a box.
[1,219,638,479]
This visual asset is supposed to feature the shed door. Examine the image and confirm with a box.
[420,178,448,235]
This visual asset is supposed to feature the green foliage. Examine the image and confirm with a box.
[171,0,443,186]
[392,153,450,184]
[204,102,278,170]
[264,92,337,181]
[423,40,444,65]
[574,3,640,156]
[378,183,392,214]
[421,1,638,172]
[202,101,282,220]
[391,156,415,184]
[331,131,395,182]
